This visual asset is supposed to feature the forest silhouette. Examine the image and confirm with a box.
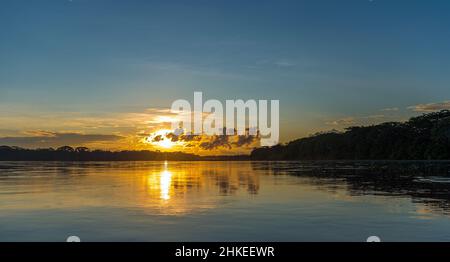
[252,110,450,160]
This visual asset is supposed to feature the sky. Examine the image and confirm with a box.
[1,0,450,154]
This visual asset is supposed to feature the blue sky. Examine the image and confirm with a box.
[1,0,450,150]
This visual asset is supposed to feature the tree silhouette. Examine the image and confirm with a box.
[251,110,450,160]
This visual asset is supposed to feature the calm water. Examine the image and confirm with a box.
[1,161,450,242]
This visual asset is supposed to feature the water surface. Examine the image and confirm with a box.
[1,161,450,241]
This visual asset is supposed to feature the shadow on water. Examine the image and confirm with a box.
[252,161,450,215]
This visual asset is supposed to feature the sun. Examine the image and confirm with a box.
[159,138,173,149]
[145,129,180,149]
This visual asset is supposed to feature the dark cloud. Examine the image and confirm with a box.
[155,130,259,150]
[164,132,201,142]
[179,134,202,142]
[200,135,231,150]
[166,132,178,142]
[152,135,163,142]
[233,135,256,147]
[0,132,123,148]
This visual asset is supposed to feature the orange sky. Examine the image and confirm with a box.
[0,107,261,155]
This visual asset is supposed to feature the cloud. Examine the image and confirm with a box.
[21,130,57,137]
[199,135,231,150]
[326,117,356,126]
[0,107,175,131]
[145,129,259,152]
[0,106,180,147]
[408,101,450,112]
[0,132,123,149]
[325,114,393,128]
[0,106,261,154]
[233,135,257,147]
[152,135,163,142]
[365,114,385,119]
[143,61,256,80]
[381,107,399,112]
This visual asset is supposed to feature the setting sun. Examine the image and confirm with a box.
[145,129,181,149]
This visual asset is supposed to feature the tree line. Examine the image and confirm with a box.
[251,110,450,160]
[0,146,201,161]
[0,145,250,161]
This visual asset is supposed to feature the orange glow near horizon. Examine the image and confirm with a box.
[144,129,183,150]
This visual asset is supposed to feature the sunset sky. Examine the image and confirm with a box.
[1,0,450,154]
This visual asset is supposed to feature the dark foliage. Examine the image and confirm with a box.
[0,146,200,161]
[251,110,450,160]
[0,146,251,161]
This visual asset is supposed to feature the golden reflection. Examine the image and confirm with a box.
[144,162,204,215]
[160,161,171,199]
[1,161,449,219]
[146,162,174,201]
[160,170,172,200]
[142,161,261,215]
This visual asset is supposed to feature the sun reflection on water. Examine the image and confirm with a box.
[146,162,175,201]
[139,162,262,215]
[160,170,172,200]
